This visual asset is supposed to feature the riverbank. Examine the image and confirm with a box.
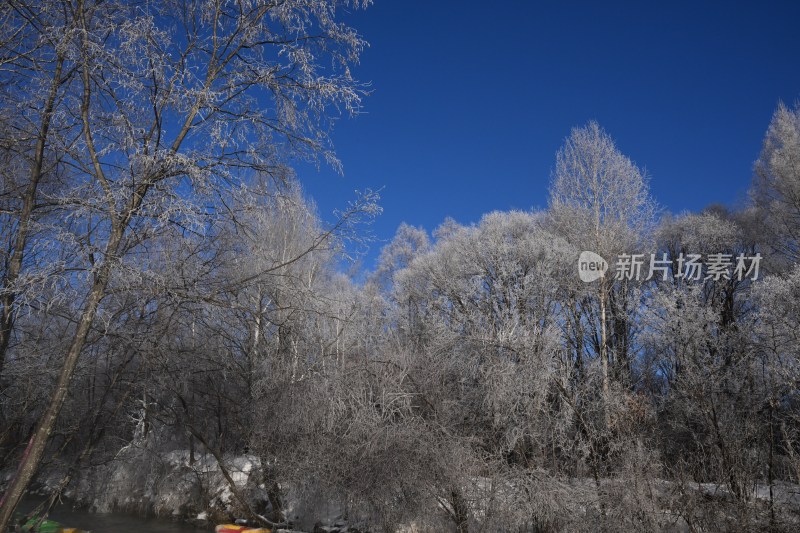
[3,446,373,533]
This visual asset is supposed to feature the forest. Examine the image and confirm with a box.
[1,1,800,532]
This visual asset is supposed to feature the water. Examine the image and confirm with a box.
[16,499,212,533]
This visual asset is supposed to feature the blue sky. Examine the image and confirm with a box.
[297,1,800,270]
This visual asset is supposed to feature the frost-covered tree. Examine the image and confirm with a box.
[548,122,655,403]
[549,121,655,253]
[754,266,800,488]
[374,211,579,529]
[752,102,800,264]
[0,0,372,528]
[0,1,76,378]
[371,222,430,293]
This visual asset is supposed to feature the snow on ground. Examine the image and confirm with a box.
[8,455,800,532]
[25,447,266,520]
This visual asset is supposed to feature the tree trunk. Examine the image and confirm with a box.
[599,280,610,414]
[450,489,469,533]
[0,231,120,531]
[0,55,64,377]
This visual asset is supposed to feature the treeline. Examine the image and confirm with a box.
[1,1,800,532]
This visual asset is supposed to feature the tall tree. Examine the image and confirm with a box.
[0,1,75,377]
[548,121,655,401]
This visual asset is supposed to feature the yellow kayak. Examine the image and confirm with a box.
[215,525,271,533]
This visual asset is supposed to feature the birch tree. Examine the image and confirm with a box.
[548,121,655,402]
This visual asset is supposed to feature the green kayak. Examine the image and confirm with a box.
[21,517,62,532]
[19,517,84,532]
